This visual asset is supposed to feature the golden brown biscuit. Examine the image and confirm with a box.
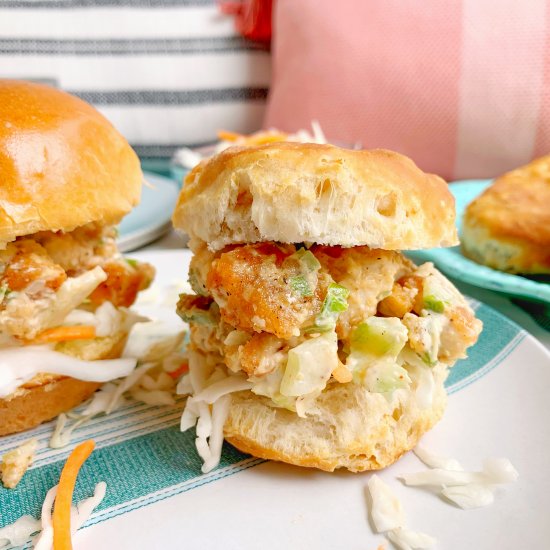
[0,329,128,436]
[173,143,458,252]
[462,155,550,274]
[0,80,142,246]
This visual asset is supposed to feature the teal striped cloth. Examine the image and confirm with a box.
[0,300,525,535]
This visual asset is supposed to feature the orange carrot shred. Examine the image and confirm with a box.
[244,132,288,145]
[31,325,96,345]
[217,130,245,142]
[52,440,95,550]
[168,362,189,379]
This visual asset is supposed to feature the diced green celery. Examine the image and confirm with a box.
[305,283,350,332]
[293,248,321,271]
[421,271,456,313]
[421,351,437,366]
[364,363,412,393]
[424,295,445,313]
[0,283,10,303]
[125,258,139,268]
[290,275,313,297]
[350,317,408,358]
[176,302,219,326]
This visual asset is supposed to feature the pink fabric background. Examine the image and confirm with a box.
[264,0,550,180]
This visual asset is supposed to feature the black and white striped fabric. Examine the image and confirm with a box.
[0,0,271,157]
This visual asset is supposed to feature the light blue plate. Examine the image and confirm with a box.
[407,179,550,304]
[117,171,179,252]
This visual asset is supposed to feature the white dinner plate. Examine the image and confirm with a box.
[1,250,549,550]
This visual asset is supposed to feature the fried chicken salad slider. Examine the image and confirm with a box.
[0,80,154,435]
[173,143,482,473]
[462,155,550,274]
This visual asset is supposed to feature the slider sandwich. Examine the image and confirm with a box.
[0,80,154,435]
[173,143,482,472]
[462,155,550,274]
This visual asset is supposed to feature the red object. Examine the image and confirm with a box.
[168,362,189,380]
[219,0,273,43]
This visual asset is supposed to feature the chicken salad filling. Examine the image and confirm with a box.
[178,243,482,418]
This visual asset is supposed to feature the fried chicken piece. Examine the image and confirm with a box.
[313,246,414,340]
[206,243,330,339]
[0,240,67,293]
[89,260,154,308]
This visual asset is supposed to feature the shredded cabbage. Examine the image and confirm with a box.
[195,401,213,464]
[130,388,175,406]
[201,395,232,473]
[105,362,156,414]
[180,398,200,431]
[482,458,519,484]
[176,373,193,396]
[387,527,437,550]
[33,484,58,550]
[413,444,463,471]
[33,482,106,550]
[441,484,494,509]
[50,413,96,449]
[400,458,519,487]
[180,352,257,472]
[72,481,107,531]
[367,474,406,533]
[80,383,125,416]
[0,514,40,548]
[140,372,173,391]
[122,321,185,363]
[187,350,209,394]
[0,346,136,399]
[93,301,123,337]
[194,375,252,404]
[367,474,436,549]
[402,448,518,511]
[400,468,486,487]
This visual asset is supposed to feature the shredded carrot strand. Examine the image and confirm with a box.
[52,440,95,550]
[244,132,288,145]
[168,361,189,379]
[218,129,288,146]
[217,130,245,142]
[31,325,96,345]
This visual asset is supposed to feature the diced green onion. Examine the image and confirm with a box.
[290,275,313,297]
[424,295,445,313]
[305,283,350,332]
[350,317,408,357]
[421,352,437,367]
[292,248,321,272]
[125,258,139,268]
